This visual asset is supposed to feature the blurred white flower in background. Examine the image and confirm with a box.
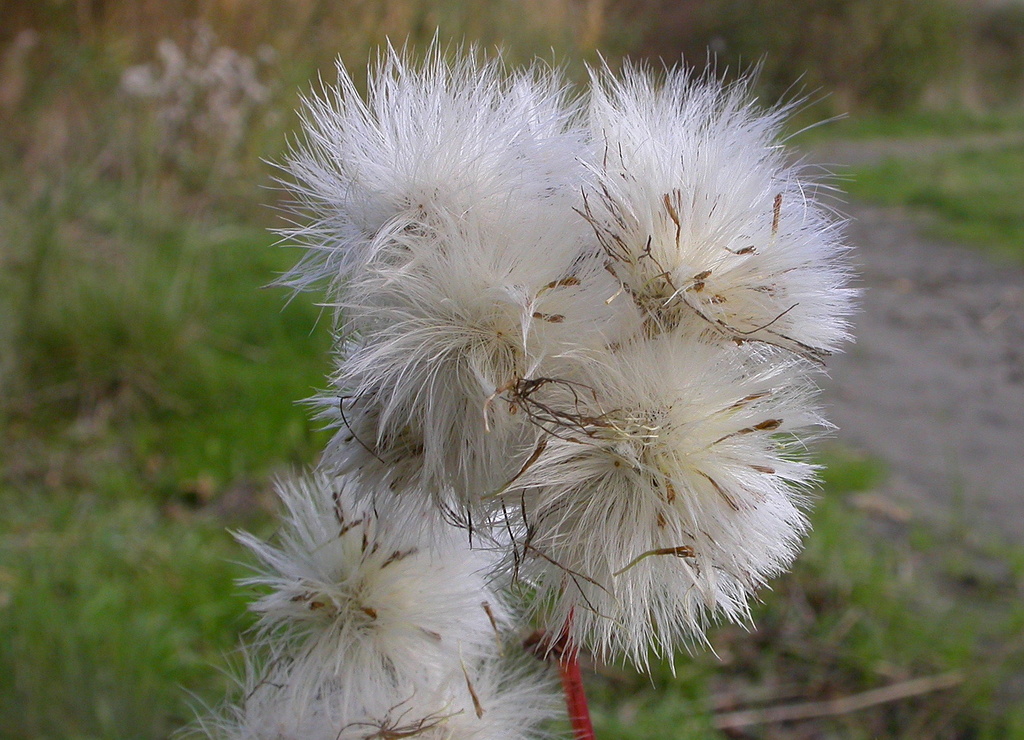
[120,23,273,172]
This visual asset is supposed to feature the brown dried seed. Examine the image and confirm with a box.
[698,471,740,511]
[544,276,581,289]
[663,192,681,227]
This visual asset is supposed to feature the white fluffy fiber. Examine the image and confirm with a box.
[284,44,620,509]
[479,63,856,664]
[583,63,855,356]
[234,474,506,715]
[191,472,564,740]
[240,47,856,711]
[196,650,560,740]
[280,43,585,296]
[314,213,617,506]
[503,336,822,666]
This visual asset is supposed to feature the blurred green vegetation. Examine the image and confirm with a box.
[791,108,1024,143]
[848,143,1024,263]
[3,0,1024,738]
[627,0,1024,114]
[0,494,252,738]
[692,0,963,112]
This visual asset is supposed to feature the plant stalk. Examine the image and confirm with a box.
[558,643,596,740]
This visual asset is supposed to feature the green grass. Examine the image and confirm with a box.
[0,173,333,490]
[789,108,1024,144]
[847,143,1024,262]
[0,490,258,739]
[787,106,1024,263]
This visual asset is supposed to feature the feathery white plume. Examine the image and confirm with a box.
[280,43,585,295]
[234,473,505,713]
[312,215,618,508]
[282,44,622,508]
[582,63,855,357]
[191,476,558,740]
[504,336,822,666]
[222,51,858,737]
[194,651,560,740]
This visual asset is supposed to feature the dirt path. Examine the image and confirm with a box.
[814,168,1024,542]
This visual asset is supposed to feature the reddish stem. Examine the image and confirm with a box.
[558,644,596,740]
[522,611,596,740]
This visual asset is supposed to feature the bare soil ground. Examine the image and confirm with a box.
[811,142,1024,543]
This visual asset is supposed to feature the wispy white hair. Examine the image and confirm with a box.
[582,62,855,357]
[279,42,586,296]
[233,473,506,717]
[267,47,856,680]
[503,336,823,666]
[312,211,619,510]
[280,43,624,514]
[191,649,560,740]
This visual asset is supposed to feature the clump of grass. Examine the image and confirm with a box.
[0,488,258,739]
[0,179,333,492]
[789,108,1024,144]
[848,143,1024,262]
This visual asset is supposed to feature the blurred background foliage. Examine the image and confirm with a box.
[2,1,1024,738]
[625,0,1024,112]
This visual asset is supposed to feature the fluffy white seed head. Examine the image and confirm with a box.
[503,336,822,666]
[280,42,586,295]
[266,48,856,680]
[235,473,506,716]
[281,43,627,513]
[582,63,855,357]
[193,651,560,740]
[311,213,619,508]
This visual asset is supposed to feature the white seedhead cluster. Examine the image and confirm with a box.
[198,474,559,739]
[201,45,853,738]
